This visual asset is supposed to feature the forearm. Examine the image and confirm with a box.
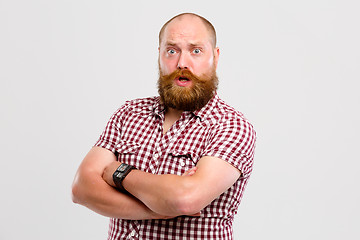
[122,170,199,216]
[72,170,161,220]
[71,147,167,220]
[102,161,200,216]
[102,156,240,217]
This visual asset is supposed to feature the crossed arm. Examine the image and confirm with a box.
[72,146,240,219]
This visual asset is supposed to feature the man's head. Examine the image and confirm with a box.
[159,13,217,49]
[157,13,220,111]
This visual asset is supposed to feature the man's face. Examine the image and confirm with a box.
[158,15,220,111]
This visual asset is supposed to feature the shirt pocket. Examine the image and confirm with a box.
[115,141,140,166]
[162,150,199,175]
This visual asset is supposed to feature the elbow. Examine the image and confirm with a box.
[71,182,82,204]
[170,185,203,215]
[71,176,87,205]
[174,199,201,216]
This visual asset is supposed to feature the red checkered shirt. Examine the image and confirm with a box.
[95,94,256,240]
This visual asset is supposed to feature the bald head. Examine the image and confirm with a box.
[159,13,217,48]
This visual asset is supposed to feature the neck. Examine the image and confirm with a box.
[163,107,183,134]
[166,107,183,119]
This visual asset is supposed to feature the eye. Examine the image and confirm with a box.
[193,48,201,54]
[167,49,176,55]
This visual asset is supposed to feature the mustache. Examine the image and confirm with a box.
[160,69,204,83]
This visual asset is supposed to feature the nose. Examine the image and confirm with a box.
[177,52,190,70]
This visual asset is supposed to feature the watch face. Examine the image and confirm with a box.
[118,164,128,172]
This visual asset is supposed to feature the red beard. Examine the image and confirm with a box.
[157,66,218,111]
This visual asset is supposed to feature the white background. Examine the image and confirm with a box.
[1,0,359,239]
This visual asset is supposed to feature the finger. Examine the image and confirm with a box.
[182,167,197,176]
[188,212,201,217]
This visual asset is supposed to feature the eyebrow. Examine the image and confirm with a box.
[189,42,204,48]
[165,42,177,47]
[164,41,205,48]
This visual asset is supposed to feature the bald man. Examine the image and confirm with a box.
[72,13,256,239]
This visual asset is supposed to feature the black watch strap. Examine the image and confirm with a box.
[112,163,136,192]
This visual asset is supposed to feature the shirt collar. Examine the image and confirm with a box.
[192,93,219,121]
[152,96,166,116]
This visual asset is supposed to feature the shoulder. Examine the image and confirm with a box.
[123,96,159,109]
[113,96,160,115]
[210,96,255,131]
[202,97,256,176]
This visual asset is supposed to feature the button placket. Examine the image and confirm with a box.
[148,117,166,173]
[163,115,193,156]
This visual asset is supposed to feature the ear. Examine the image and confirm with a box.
[214,47,220,69]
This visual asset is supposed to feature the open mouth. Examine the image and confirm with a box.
[175,76,192,87]
[178,76,190,82]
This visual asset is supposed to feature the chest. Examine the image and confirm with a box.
[115,112,213,175]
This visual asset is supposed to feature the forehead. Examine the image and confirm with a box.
[161,16,211,45]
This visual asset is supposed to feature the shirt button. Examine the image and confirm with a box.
[129,231,135,237]
[180,160,185,167]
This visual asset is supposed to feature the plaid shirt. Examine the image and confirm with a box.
[95,94,256,239]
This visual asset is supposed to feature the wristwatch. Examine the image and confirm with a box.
[112,163,136,192]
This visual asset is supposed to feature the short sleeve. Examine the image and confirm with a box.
[203,115,256,178]
[94,102,130,153]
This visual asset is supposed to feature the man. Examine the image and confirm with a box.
[72,13,256,239]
